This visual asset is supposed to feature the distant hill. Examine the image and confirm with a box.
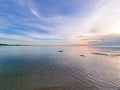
[0,44,8,46]
[0,43,31,46]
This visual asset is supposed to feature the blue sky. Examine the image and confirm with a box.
[0,0,120,45]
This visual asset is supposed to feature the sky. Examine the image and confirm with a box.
[0,0,120,45]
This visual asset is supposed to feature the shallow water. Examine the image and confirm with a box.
[0,46,120,90]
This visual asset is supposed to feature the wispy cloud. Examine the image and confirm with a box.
[0,33,34,41]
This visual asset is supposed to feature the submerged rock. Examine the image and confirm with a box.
[92,53,108,56]
[92,53,120,57]
[111,54,120,56]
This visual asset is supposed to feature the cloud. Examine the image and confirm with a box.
[88,34,120,46]
[0,33,35,41]
[58,0,120,37]
[0,0,120,45]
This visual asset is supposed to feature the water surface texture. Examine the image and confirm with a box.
[0,46,120,90]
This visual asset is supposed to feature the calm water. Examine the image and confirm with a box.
[0,46,120,90]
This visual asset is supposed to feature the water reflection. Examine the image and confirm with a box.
[0,46,120,90]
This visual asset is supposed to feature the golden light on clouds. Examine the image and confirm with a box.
[114,23,120,34]
[70,39,89,45]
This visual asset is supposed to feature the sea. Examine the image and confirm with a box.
[0,46,120,90]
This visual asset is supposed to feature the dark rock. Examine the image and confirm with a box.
[80,55,85,57]
[58,50,63,52]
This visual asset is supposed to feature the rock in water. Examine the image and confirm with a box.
[80,55,85,57]
[58,50,63,52]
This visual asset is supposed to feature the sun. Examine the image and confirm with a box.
[114,22,120,34]
[115,28,120,34]
[116,30,120,34]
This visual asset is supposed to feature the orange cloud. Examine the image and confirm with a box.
[69,39,90,45]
